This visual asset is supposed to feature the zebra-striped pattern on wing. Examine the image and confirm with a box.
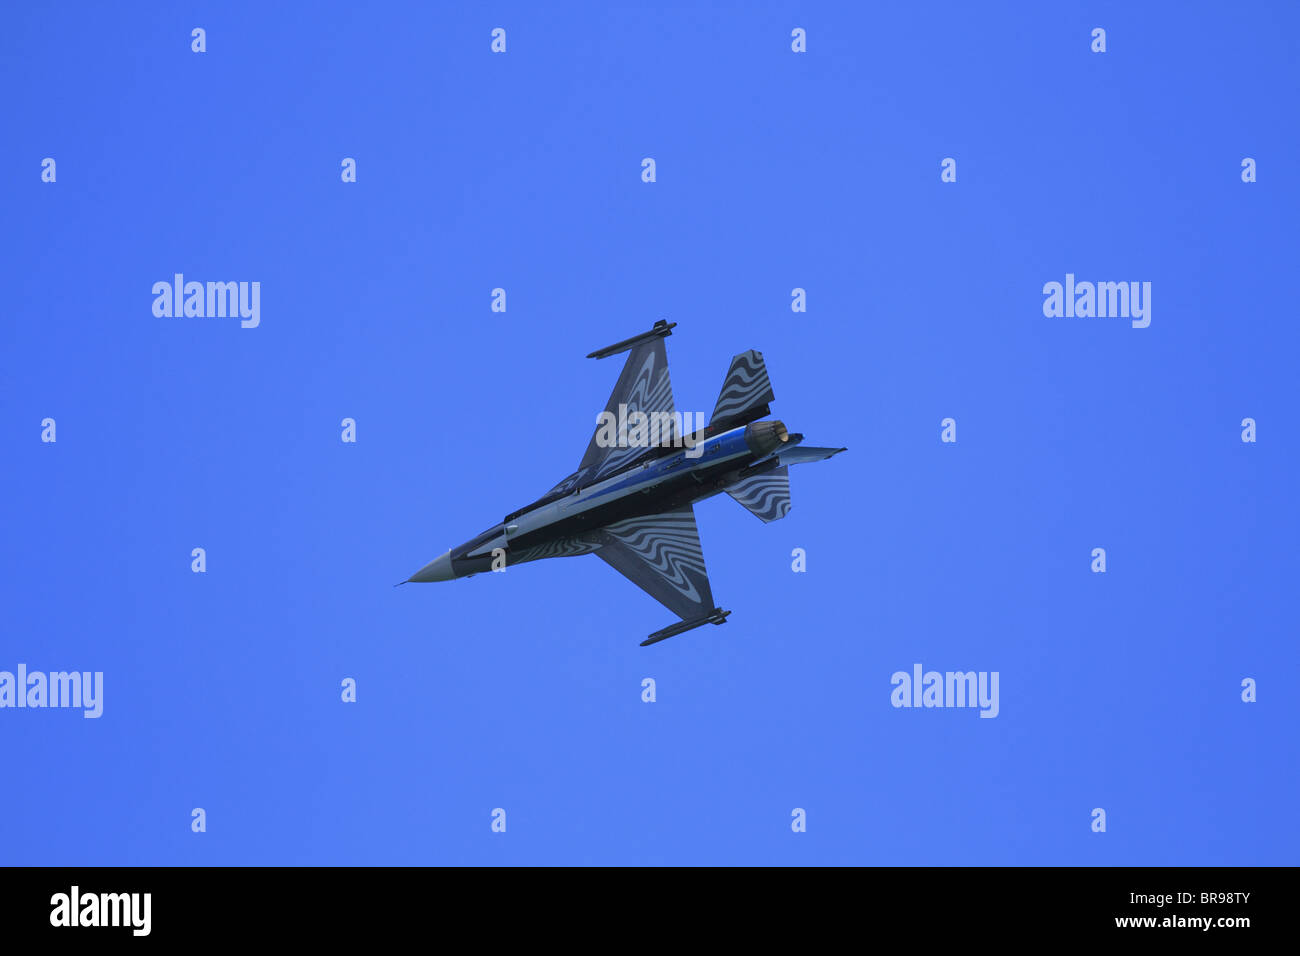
[710,349,775,425]
[547,340,676,498]
[594,506,714,619]
[726,467,791,523]
[584,344,676,481]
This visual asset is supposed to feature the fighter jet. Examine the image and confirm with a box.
[406,321,845,646]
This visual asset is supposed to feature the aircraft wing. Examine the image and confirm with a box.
[594,505,730,644]
[546,321,677,496]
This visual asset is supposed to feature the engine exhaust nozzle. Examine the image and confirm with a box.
[743,420,789,458]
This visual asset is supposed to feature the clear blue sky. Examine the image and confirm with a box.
[2,1,1296,865]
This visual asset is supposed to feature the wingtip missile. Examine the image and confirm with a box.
[587,319,677,359]
[640,608,731,646]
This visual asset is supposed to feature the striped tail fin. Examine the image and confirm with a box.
[710,350,775,429]
[726,466,791,523]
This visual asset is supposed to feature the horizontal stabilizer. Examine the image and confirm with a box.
[727,466,791,523]
[641,608,731,646]
[710,350,775,428]
[778,445,847,466]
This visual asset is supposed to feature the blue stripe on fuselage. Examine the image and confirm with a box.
[581,427,751,503]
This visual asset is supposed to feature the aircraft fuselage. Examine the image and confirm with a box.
[410,420,790,582]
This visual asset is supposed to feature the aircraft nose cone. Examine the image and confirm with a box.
[409,549,455,583]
